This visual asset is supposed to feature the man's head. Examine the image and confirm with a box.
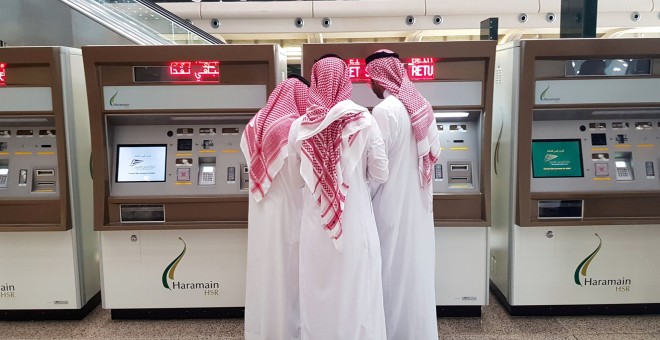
[308,55,351,112]
[286,74,310,114]
[365,49,405,99]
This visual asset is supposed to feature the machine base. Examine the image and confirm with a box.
[111,307,245,320]
[0,291,101,321]
[436,305,482,317]
[490,280,660,316]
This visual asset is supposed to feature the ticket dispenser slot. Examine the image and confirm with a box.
[32,168,56,192]
[447,161,473,188]
[198,157,216,186]
[120,204,165,223]
[538,200,583,219]
[614,152,633,181]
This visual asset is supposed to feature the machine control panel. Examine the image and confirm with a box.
[433,112,481,194]
[109,120,249,197]
[531,114,660,192]
[0,126,58,197]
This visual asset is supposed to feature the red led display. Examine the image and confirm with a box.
[169,61,219,82]
[347,58,370,82]
[404,57,436,81]
[0,63,6,86]
[345,57,436,83]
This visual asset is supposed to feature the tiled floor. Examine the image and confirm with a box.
[1,294,659,339]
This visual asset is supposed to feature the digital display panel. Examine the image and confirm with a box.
[133,61,220,83]
[531,139,584,178]
[116,145,167,182]
[347,58,369,82]
[406,57,435,80]
[346,57,436,82]
[566,59,652,77]
[0,62,6,86]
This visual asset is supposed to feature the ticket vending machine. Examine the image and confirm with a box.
[302,41,495,316]
[82,45,283,318]
[492,38,660,315]
[0,47,99,319]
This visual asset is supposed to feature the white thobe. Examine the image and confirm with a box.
[289,106,389,340]
[241,137,303,340]
[371,94,441,340]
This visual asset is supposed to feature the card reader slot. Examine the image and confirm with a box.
[450,164,469,172]
[36,169,55,176]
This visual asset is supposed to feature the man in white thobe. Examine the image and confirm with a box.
[365,49,441,340]
[288,55,389,340]
[241,75,309,340]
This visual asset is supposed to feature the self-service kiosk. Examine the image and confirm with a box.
[82,45,283,318]
[491,38,660,315]
[0,47,99,319]
[302,41,495,316]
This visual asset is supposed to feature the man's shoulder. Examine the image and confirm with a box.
[374,95,406,118]
[375,95,404,109]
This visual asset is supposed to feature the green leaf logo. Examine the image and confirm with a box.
[574,233,602,286]
[540,85,550,101]
[162,237,187,290]
[109,89,119,106]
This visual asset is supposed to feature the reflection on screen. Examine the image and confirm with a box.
[116,145,167,182]
[566,59,652,77]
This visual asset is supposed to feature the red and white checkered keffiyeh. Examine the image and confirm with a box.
[366,52,439,189]
[297,57,369,250]
[243,77,309,201]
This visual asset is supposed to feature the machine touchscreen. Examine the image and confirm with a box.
[116,145,167,182]
[531,139,584,178]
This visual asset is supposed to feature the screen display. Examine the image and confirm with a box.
[531,139,584,178]
[346,57,436,82]
[565,59,652,77]
[116,145,167,182]
[133,61,220,83]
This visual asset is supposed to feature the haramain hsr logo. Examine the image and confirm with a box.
[574,233,631,291]
[161,237,220,294]
[544,154,559,162]
[130,159,144,166]
[539,85,560,102]
[109,89,129,107]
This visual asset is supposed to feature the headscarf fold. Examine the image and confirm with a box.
[296,57,370,250]
[366,50,440,189]
[243,76,309,201]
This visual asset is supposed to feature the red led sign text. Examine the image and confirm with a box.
[344,57,436,83]
[169,61,220,82]
[405,57,435,80]
[347,59,370,82]
[0,63,6,86]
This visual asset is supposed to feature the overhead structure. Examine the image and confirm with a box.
[161,0,660,38]
[58,0,224,45]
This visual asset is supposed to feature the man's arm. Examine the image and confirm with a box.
[366,116,388,184]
